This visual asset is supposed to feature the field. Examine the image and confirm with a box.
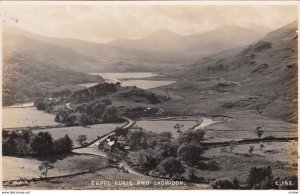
[4,167,209,190]
[134,120,197,138]
[203,129,297,143]
[33,123,125,147]
[3,154,109,181]
[193,141,298,181]
[3,107,57,128]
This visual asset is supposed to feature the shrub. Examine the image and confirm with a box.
[205,161,220,171]
[176,130,205,144]
[254,127,264,139]
[36,101,47,110]
[76,135,88,147]
[2,138,17,155]
[54,134,73,154]
[156,157,185,178]
[30,132,54,156]
[210,178,237,189]
[248,145,254,155]
[247,166,273,189]
[177,143,206,165]
[38,161,54,178]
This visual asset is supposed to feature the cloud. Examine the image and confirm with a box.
[2,4,297,43]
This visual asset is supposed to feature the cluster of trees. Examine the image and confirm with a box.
[125,127,211,179]
[120,89,160,104]
[55,99,119,126]
[210,166,298,190]
[70,83,118,102]
[125,106,159,119]
[2,130,73,156]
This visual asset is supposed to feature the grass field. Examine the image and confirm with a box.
[3,154,109,181]
[203,129,297,143]
[134,120,197,138]
[33,123,125,147]
[198,110,297,143]
[194,141,298,181]
[3,107,57,128]
[4,167,209,190]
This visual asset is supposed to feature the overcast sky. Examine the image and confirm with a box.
[2,4,298,43]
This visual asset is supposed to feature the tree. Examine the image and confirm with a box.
[115,82,121,87]
[38,161,54,178]
[247,166,273,188]
[232,178,240,189]
[54,134,73,154]
[36,101,47,110]
[78,113,89,126]
[30,132,54,156]
[176,130,205,144]
[2,138,17,155]
[103,106,118,122]
[260,177,273,189]
[177,143,206,165]
[260,143,265,150]
[174,123,184,135]
[229,140,236,153]
[115,126,128,137]
[76,135,87,147]
[248,145,254,155]
[22,130,33,144]
[188,168,197,181]
[137,151,158,172]
[254,127,264,139]
[156,157,185,178]
[2,130,10,139]
[126,129,148,149]
[210,178,236,189]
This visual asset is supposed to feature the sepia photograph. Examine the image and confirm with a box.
[1,1,298,191]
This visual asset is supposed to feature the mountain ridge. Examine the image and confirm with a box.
[162,20,297,123]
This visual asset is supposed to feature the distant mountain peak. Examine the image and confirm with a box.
[215,24,249,31]
[146,29,180,39]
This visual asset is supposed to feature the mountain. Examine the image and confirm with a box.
[110,25,269,57]
[163,20,297,123]
[3,27,104,106]
[4,26,190,73]
[53,37,189,72]
[110,30,185,53]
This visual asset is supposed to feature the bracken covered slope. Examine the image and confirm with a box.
[164,20,298,123]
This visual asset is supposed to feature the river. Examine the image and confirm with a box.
[78,72,175,89]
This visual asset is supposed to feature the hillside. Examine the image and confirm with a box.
[3,27,104,106]
[110,25,269,57]
[3,26,190,73]
[35,82,166,126]
[162,20,297,123]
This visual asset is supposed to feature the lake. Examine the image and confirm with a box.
[78,72,175,89]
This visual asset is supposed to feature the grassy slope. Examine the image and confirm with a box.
[3,154,109,181]
[162,21,297,125]
[196,141,298,181]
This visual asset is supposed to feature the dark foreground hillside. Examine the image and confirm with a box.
[2,28,104,106]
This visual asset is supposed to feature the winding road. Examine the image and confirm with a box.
[73,115,217,178]
[67,92,217,179]
[72,117,142,176]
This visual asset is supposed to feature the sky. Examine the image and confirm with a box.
[2,3,298,43]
